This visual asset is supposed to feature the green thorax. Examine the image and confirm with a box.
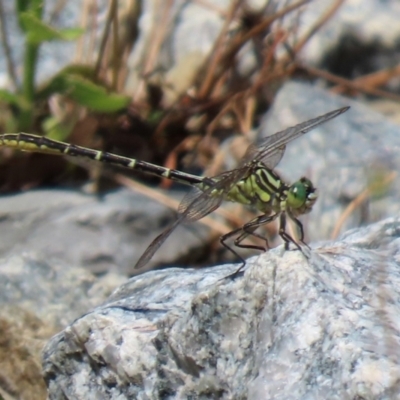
[224,162,318,216]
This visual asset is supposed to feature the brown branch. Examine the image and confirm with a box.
[94,0,118,77]
[332,64,400,94]
[300,64,400,102]
[291,0,345,55]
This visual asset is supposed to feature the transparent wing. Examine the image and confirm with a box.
[134,219,181,270]
[178,168,248,220]
[178,187,222,220]
[242,106,349,168]
[241,143,286,169]
[135,168,251,270]
[134,188,222,270]
[177,177,219,218]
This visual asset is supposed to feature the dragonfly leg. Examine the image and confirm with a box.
[279,213,302,252]
[288,212,310,249]
[234,213,280,250]
[234,231,267,251]
[221,213,278,279]
[220,228,247,280]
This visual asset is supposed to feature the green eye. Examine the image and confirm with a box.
[287,178,317,211]
[287,181,308,208]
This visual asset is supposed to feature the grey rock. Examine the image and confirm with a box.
[281,0,400,68]
[0,189,208,276]
[0,253,125,400]
[0,305,50,400]
[43,216,400,399]
[0,254,123,328]
[259,80,400,241]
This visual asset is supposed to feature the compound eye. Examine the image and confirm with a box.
[288,181,307,208]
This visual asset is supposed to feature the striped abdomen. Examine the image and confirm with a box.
[0,133,203,187]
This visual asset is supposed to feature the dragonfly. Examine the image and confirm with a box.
[0,106,349,276]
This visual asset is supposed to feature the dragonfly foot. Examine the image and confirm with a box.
[221,264,246,281]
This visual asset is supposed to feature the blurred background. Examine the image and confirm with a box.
[0,0,400,275]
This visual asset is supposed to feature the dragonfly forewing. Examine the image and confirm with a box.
[134,219,181,270]
[242,106,349,168]
[135,167,252,270]
[242,143,286,169]
[135,184,224,270]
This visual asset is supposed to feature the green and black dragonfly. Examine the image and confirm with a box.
[0,106,349,273]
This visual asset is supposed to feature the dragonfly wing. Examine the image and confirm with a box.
[134,218,181,270]
[178,167,250,220]
[240,143,258,166]
[243,106,349,169]
[135,169,248,270]
[134,191,218,271]
[178,185,224,221]
[135,186,225,271]
[242,144,286,169]
[178,188,209,219]
[264,145,286,169]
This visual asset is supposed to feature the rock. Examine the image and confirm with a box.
[0,189,208,276]
[277,0,400,81]
[369,98,400,125]
[260,80,400,241]
[0,306,50,400]
[0,253,125,400]
[43,216,400,399]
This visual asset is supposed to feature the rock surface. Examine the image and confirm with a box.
[283,0,400,71]
[0,253,125,400]
[43,216,400,399]
[0,189,208,276]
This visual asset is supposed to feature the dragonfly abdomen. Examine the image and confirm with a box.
[0,133,203,187]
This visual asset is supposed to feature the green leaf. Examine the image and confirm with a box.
[0,89,30,109]
[40,72,130,112]
[0,89,21,106]
[147,110,164,124]
[16,0,43,30]
[20,12,83,44]
[57,28,84,41]
[0,89,33,130]
[61,74,130,112]
[16,0,43,15]
[37,66,130,113]
[42,116,74,142]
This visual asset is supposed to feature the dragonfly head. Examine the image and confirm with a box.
[287,177,317,215]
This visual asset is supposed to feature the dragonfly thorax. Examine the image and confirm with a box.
[286,177,317,217]
[225,163,286,213]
